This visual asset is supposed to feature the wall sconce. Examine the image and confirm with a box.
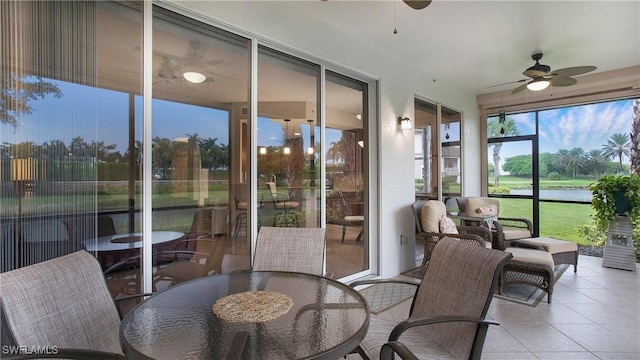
[259,147,267,155]
[398,116,412,130]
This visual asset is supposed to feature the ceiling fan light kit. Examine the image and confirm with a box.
[183,71,206,83]
[526,78,550,91]
[495,52,597,94]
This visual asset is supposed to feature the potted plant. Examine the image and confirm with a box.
[590,174,640,231]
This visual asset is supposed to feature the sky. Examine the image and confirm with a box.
[2,77,634,169]
[490,99,634,171]
[2,78,340,155]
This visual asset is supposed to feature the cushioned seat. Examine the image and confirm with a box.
[500,247,555,303]
[506,247,555,269]
[459,197,534,249]
[513,237,579,272]
[412,200,493,270]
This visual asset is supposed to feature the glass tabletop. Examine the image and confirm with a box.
[120,271,370,360]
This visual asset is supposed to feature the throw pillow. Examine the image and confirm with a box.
[477,204,498,216]
[439,215,458,234]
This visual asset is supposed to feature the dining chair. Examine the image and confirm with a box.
[252,226,326,276]
[338,191,365,242]
[0,251,129,360]
[458,197,533,249]
[265,182,300,227]
[97,215,117,237]
[412,200,492,269]
[350,238,512,360]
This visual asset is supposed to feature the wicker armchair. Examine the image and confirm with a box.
[457,197,533,250]
[412,200,493,269]
[351,238,512,360]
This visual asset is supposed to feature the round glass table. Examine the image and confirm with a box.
[120,271,370,360]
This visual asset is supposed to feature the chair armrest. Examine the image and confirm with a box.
[497,217,533,231]
[389,315,500,341]
[511,239,545,251]
[457,225,493,244]
[349,278,421,289]
[113,293,154,318]
[380,341,420,360]
[0,348,126,360]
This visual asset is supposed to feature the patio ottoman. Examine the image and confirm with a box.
[513,237,578,272]
[499,247,555,303]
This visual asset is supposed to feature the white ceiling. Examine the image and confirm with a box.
[288,0,640,96]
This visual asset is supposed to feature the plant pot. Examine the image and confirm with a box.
[613,190,630,215]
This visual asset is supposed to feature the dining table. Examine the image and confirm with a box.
[84,230,185,270]
[120,270,370,360]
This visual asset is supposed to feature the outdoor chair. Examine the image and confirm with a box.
[104,238,222,296]
[350,238,512,360]
[458,197,533,249]
[338,190,365,242]
[0,251,131,360]
[253,226,326,276]
[265,182,300,227]
[97,215,117,237]
[412,200,493,269]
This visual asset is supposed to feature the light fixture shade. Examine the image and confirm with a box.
[526,78,550,91]
[307,147,314,155]
[259,147,267,155]
[283,147,291,155]
[183,71,206,84]
[398,116,412,130]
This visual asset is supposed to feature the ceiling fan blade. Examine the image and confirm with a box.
[403,0,432,10]
[487,78,527,88]
[550,76,577,87]
[511,83,528,94]
[550,65,597,78]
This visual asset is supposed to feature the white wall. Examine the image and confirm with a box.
[170,1,481,277]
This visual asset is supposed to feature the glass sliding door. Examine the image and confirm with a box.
[256,47,321,229]
[441,106,462,198]
[149,8,251,283]
[325,71,368,279]
[414,100,438,196]
[1,1,142,271]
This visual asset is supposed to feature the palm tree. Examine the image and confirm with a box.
[554,149,570,177]
[631,99,640,176]
[587,149,607,179]
[602,132,630,174]
[565,147,586,179]
[487,116,519,186]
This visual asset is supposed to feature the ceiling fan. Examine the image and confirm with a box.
[504,52,597,94]
[154,56,214,86]
[402,0,432,10]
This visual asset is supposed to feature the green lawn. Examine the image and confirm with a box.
[499,198,594,245]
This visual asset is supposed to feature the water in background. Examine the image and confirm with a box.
[509,189,592,202]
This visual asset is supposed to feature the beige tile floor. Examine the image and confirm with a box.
[349,254,639,359]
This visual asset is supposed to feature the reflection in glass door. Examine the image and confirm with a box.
[257,47,321,230]
[441,106,462,198]
[325,71,368,279]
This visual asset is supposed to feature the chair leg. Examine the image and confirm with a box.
[341,222,347,243]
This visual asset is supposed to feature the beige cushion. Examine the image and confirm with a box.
[420,200,447,233]
[465,197,500,215]
[506,247,555,269]
[521,237,578,254]
[503,229,533,241]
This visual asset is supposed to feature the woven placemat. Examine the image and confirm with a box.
[213,291,293,323]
